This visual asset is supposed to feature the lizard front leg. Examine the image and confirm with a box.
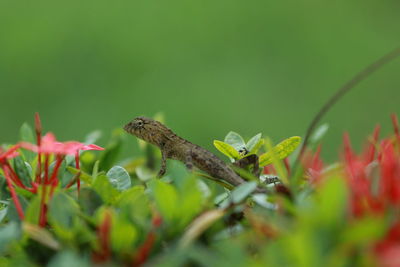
[157,149,167,177]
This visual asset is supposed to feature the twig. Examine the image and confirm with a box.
[298,46,400,161]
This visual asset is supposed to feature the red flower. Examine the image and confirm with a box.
[339,115,400,266]
[301,145,324,184]
[0,113,104,226]
[21,133,103,155]
[375,222,400,267]
[378,140,400,206]
[342,132,385,217]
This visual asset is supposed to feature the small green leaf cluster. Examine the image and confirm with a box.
[214,131,300,166]
[214,132,264,161]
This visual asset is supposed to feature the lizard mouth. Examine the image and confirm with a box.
[123,122,134,133]
[123,122,144,138]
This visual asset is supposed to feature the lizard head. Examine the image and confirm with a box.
[124,117,173,147]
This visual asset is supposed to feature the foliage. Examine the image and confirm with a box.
[214,132,301,167]
[1,114,400,266]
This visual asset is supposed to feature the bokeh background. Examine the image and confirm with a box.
[1,0,399,161]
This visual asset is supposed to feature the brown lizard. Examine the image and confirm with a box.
[124,117,265,192]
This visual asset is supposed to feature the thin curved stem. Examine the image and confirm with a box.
[298,46,400,161]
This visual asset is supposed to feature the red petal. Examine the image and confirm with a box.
[363,125,380,164]
[391,114,400,153]
[391,113,400,139]
[81,144,104,151]
[0,144,21,161]
[379,141,400,205]
[343,133,355,166]
[19,142,39,153]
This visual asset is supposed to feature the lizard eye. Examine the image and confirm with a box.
[136,120,144,127]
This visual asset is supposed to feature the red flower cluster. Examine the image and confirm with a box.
[341,114,400,267]
[342,124,383,217]
[343,117,400,215]
[0,113,103,226]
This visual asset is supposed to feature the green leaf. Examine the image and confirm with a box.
[115,186,146,208]
[13,157,32,187]
[0,222,21,254]
[48,251,90,267]
[252,194,276,210]
[115,186,149,226]
[249,138,264,155]
[176,176,204,228]
[231,182,257,204]
[48,193,79,229]
[259,136,301,167]
[224,131,246,151]
[135,166,155,182]
[246,133,261,151]
[214,192,229,206]
[315,176,348,225]
[19,123,35,143]
[92,160,100,180]
[80,152,97,171]
[0,257,9,267]
[24,196,41,225]
[106,166,131,191]
[92,175,119,204]
[19,123,36,162]
[111,218,138,253]
[149,180,178,223]
[213,140,240,160]
[78,188,103,216]
[0,175,10,200]
[167,161,191,189]
[0,207,7,223]
[7,195,29,222]
[230,165,258,181]
[341,217,385,245]
[263,138,288,184]
[67,167,92,185]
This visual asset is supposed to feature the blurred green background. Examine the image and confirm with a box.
[1,0,399,161]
